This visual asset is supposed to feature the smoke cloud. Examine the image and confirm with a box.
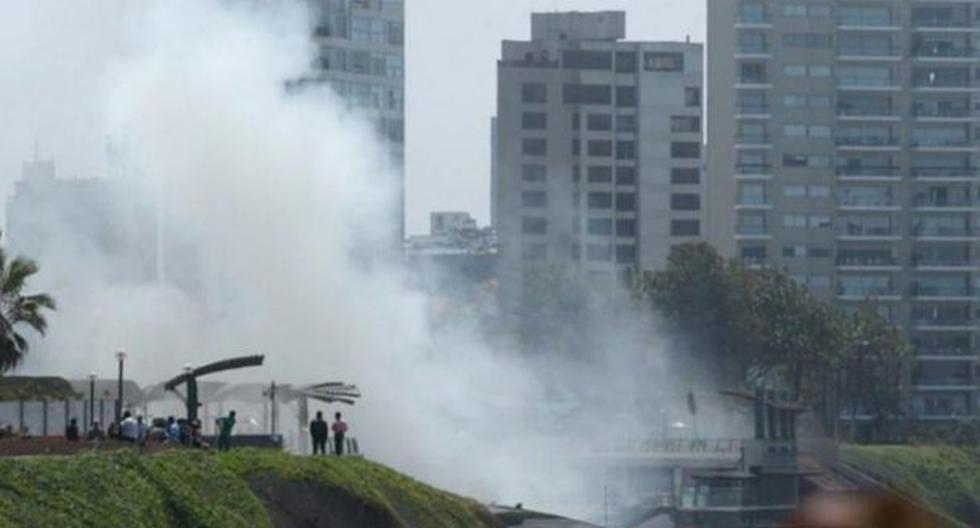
[0,0,723,519]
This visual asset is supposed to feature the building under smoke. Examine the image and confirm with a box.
[492,11,706,314]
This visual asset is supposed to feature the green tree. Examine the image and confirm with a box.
[0,248,56,372]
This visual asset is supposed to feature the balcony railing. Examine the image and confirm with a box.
[911,256,973,267]
[913,47,980,59]
[911,285,975,297]
[736,163,771,175]
[837,106,896,118]
[736,226,768,236]
[839,77,898,88]
[737,103,770,114]
[839,15,898,28]
[839,46,899,57]
[913,166,979,178]
[837,166,900,177]
[837,136,900,147]
[912,106,972,119]
[839,227,895,237]
[913,318,975,327]
[736,134,770,145]
[737,13,771,25]
[838,287,897,297]
[913,227,974,237]
[912,78,976,89]
[916,348,975,357]
[911,17,973,29]
[737,44,770,55]
[837,256,898,267]
[911,138,973,148]
[738,75,769,85]
[911,196,975,208]
[838,198,896,207]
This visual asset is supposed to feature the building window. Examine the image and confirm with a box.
[616,86,637,107]
[571,166,581,183]
[616,193,636,211]
[588,192,613,209]
[671,142,701,158]
[588,218,614,235]
[671,220,700,236]
[588,140,614,157]
[587,244,612,262]
[523,243,547,261]
[671,116,701,133]
[522,138,547,156]
[616,219,636,237]
[685,87,701,107]
[671,193,701,211]
[522,83,547,103]
[563,50,612,70]
[616,114,637,133]
[522,112,547,130]
[572,140,581,156]
[644,52,684,71]
[521,217,548,234]
[671,168,700,184]
[522,190,547,208]
[615,51,638,73]
[616,166,637,186]
[616,141,637,160]
[582,114,611,132]
[783,33,833,49]
[588,166,613,183]
[521,164,547,182]
[563,84,612,105]
[616,245,637,264]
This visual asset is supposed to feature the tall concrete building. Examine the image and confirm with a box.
[707,1,980,420]
[492,11,705,308]
[305,0,405,240]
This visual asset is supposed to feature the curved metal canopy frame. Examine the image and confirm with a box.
[164,355,265,422]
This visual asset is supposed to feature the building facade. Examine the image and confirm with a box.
[493,11,705,308]
[707,0,980,420]
[306,0,406,241]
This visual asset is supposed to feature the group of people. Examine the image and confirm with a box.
[309,411,348,456]
[65,410,236,450]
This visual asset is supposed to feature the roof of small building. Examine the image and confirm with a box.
[0,376,78,401]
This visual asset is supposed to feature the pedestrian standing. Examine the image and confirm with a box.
[217,410,236,451]
[331,412,348,456]
[310,411,328,455]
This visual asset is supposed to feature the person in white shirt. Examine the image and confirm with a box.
[120,412,138,442]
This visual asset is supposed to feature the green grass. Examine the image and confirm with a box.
[841,444,980,527]
[0,449,496,528]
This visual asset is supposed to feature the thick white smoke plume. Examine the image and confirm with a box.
[0,0,728,518]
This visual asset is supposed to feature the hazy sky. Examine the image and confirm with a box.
[404,0,707,234]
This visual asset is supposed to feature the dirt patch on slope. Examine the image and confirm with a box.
[248,474,402,528]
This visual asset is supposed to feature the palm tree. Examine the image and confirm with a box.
[0,248,55,372]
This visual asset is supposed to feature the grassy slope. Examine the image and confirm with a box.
[841,445,980,527]
[0,449,495,528]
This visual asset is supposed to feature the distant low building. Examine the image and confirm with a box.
[404,212,498,321]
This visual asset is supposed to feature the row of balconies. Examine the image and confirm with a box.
[738,74,980,90]
[735,164,980,180]
[739,103,976,120]
[736,14,975,31]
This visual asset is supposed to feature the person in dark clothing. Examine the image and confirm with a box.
[66,418,80,441]
[310,411,328,455]
[331,412,348,456]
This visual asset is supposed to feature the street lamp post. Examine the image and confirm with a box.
[115,349,127,424]
[88,372,96,432]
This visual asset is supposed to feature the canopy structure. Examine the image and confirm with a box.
[163,355,265,422]
[0,376,77,401]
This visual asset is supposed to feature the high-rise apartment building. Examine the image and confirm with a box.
[707,1,980,420]
[306,0,405,240]
[493,11,705,308]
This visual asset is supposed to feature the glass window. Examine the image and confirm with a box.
[522,190,547,208]
[671,168,700,184]
[616,245,637,264]
[588,114,613,131]
[616,193,636,211]
[784,215,807,228]
[616,86,637,107]
[671,142,701,158]
[588,218,614,235]
[616,166,637,185]
[616,141,637,160]
[644,52,684,71]
[563,50,612,70]
[671,193,701,211]
[522,83,547,103]
[521,164,546,182]
[671,220,700,237]
[588,166,613,183]
[521,217,547,234]
[522,138,547,156]
[587,244,612,262]
[685,87,701,107]
[615,51,638,73]
[563,84,612,105]
[617,114,637,133]
[671,116,701,133]
[522,112,547,130]
[588,140,613,157]
[588,192,613,209]
[617,219,636,237]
